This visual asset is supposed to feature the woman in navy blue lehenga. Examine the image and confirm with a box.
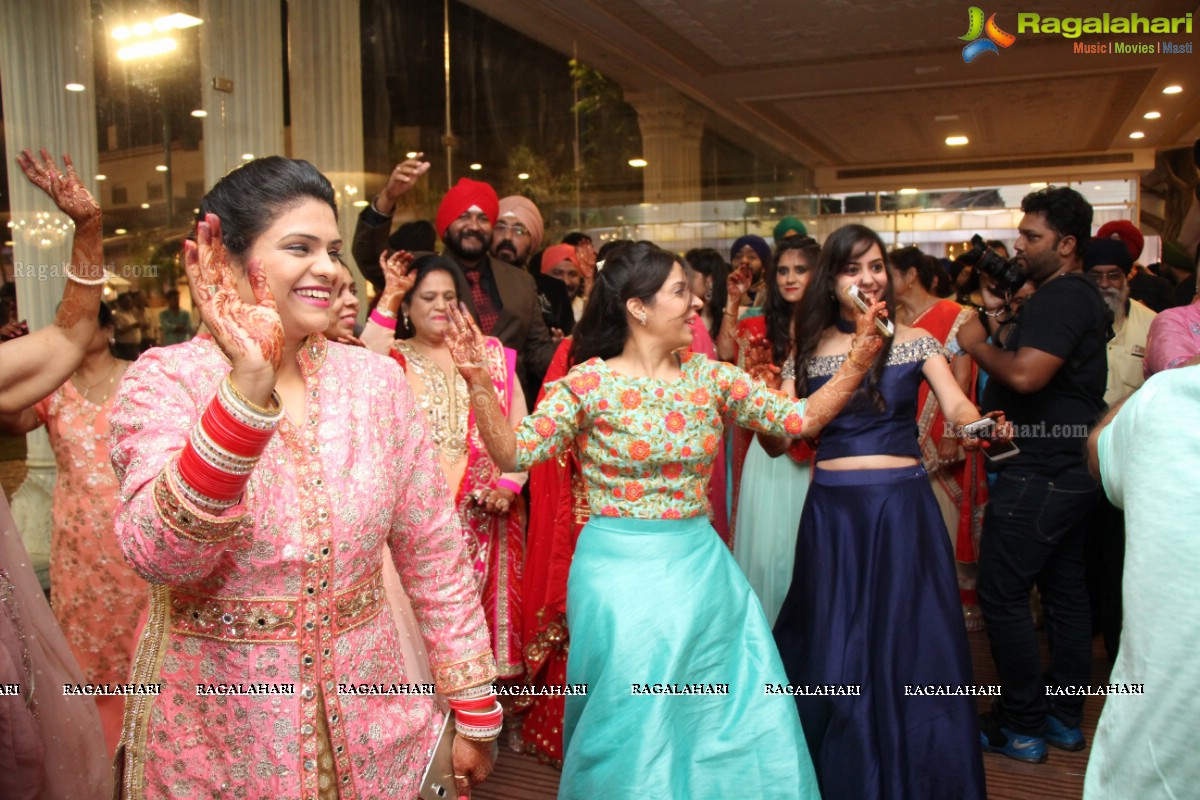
[772,225,993,799]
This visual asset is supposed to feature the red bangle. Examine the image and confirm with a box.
[447,695,495,713]
[203,395,275,457]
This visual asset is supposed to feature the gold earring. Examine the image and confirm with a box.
[402,311,410,329]
[639,311,647,326]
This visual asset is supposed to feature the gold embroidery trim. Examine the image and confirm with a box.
[153,466,247,543]
[170,569,384,644]
[119,584,172,800]
[432,649,497,695]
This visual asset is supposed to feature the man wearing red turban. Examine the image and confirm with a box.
[437,179,557,394]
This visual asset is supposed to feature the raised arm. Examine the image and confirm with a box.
[721,301,886,440]
[112,215,286,585]
[351,156,430,288]
[447,303,519,470]
[447,303,580,473]
[0,150,103,413]
[361,250,415,353]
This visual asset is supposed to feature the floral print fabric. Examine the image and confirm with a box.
[513,352,806,519]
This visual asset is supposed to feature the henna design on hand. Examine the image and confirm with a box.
[445,303,487,370]
[17,150,105,329]
[185,214,285,374]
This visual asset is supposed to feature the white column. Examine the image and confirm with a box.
[287,0,368,321]
[0,0,99,580]
[198,0,286,188]
[627,88,706,205]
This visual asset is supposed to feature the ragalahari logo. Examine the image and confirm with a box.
[960,7,1017,62]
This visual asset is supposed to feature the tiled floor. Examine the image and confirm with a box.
[474,629,1111,799]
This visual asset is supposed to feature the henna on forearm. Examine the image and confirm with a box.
[53,218,104,330]
[463,368,518,472]
[800,336,881,437]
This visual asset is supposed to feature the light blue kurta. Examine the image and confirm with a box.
[1087,367,1200,799]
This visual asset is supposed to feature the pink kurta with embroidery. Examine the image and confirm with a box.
[34,381,146,687]
[109,336,495,800]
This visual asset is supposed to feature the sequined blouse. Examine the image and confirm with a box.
[108,336,495,800]
[512,352,806,519]
[801,335,946,462]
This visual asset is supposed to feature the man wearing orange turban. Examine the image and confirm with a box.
[491,196,574,337]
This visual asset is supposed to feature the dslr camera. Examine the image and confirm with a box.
[969,234,1025,296]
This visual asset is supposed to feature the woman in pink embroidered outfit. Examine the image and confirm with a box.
[109,157,498,799]
[0,301,145,753]
[363,253,527,680]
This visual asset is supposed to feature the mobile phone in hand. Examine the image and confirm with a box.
[960,417,1020,462]
[844,285,895,337]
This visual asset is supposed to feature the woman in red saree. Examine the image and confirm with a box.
[518,338,585,764]
[365,253,527,677]
[890,247,986,627]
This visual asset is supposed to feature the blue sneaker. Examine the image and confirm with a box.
[1045,714,1085,751]
[979,712,1048,764]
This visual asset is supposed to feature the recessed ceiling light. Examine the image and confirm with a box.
[469,163,482,171]
[1029,182,1048,189]
[241,153,255,160]
[352,200,369,208]
[899,188,918,195]
[65,83,85,92]
[1094,185,1104,190]
[628,158,648,168]
[945,136,969,146]
[95,174,107,181]
[1129,131,1145,139]
[140,203,151,209]
[191,109,207,118]
[517,172,530,180]
[114,228,128,235]
[1163,85,1182,94]
[155,165,168,172]
[745,196,761,203]
[1143,111,1161,119]
[405,151,419,159]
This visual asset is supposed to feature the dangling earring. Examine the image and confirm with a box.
[402,311,410,330]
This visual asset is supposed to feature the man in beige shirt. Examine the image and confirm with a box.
[1082,235,1157,661]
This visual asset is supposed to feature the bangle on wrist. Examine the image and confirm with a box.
[369,309,398,330]
[65,266,109,286]
[225,377,283,418]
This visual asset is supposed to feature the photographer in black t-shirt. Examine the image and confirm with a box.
[955,187,1110,764]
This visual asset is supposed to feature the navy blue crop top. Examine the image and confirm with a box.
[800,336,945,462]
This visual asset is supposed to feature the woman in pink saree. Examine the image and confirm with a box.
[365,253,528,680]
[109,157,499,799]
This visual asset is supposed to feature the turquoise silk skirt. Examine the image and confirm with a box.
[560,515,819,800]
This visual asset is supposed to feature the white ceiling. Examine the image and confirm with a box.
[463,0,1200,189]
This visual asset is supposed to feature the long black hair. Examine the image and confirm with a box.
[197,157,336,257]
[683,248,728,341]
[398,254,472,339]
[764,236,821,367]
[793,224,895,413]
[570,242,678,363]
